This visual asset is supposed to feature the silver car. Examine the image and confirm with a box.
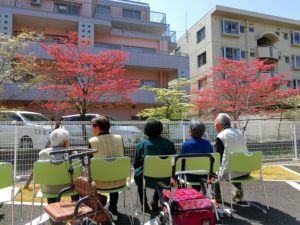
[61,114,143,147]
[0,111,51,149]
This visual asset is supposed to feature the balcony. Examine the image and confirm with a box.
[163,28,177,51]
[1,83,159,104]
[257,46,279,61]
[94,4,167,34]
[21,41,189,71]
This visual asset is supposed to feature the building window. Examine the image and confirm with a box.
[197,52,207,67]
[198,79,206,89]
[123,9,141,20]
[96,5,111,16]
[223,47,242,60]
[284,33,288,40]
[222,20,240,35]
[141,80,157,88]
[54,3,80,15]
[240,25,245,33]
[250,51,255,57]
[285,56,290,64]
[291,31,300,45]
[249,27,254,32]
[241,51,246,59]
[197,27,205,43]
[292,56,300,69]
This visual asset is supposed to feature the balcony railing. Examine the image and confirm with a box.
[257,45,279,60]
[164,30,176,44]
[93,42,187,56]
[0,0,93,17]
[94,4,166,24]
[0,0,166,24]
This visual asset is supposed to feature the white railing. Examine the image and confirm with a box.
[0,120,299,176]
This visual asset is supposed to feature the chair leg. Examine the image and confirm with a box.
[129,186,134,225]
[142,187,145,224]
[37,198,43,224]
[30,196,34,225]
[218,179,225,211]
[12,191,14,225]
[261,178,269,212]
[20,190,23,225]
[229,180,233,214]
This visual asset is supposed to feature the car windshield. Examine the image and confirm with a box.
[20,113,49,121]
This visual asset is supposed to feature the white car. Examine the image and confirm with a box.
[0,111,52,149]
[61,114,144,147]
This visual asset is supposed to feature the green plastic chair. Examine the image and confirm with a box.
[0,162,23,225]
[143,155,174,222]
[31,160,81,224]
[228,151,269,214]
[90,157,132,223]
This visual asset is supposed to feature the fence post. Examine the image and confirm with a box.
[13,123,18,179]
[182,121,186,143]
[293,121,298,161]
[259,119,263,143]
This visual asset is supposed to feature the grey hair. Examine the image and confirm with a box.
[189,120,206,138]
[215,113,231,127]
[50,128,70,147]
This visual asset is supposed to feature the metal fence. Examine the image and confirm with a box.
[0,120,299,177]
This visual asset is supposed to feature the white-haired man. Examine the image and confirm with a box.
[39,128,72,204]
[214,113,249,203]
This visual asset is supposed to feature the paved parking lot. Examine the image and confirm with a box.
[0,164,299,225]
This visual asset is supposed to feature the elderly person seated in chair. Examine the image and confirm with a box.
[214,113,249,203]
[39,128,75,204]
[134,119,176,212]
[181,120,213,194]
[88,115,125,217]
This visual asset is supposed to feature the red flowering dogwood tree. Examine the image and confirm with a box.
[193,58,297,121]
[39,32,140,120]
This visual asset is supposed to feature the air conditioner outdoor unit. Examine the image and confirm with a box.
[30,0,41,6]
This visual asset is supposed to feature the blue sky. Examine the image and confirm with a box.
[140,0,300,39]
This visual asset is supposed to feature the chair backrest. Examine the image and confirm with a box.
[33,160,81,186]
[211,152,220,173]
[229,151,263,173]
[144,155,173,179]
[91,157,131,182]
[0,162,13,189]
[175,157,211,175]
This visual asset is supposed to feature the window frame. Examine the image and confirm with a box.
[122,8,141,20]
[292,55,300,69]
[54,3,80,15]
[223,47,242,61]
[197,26,206,43]
[96,5,111,16]
[291,31,300,45]
[197,51,207,67]
[222,19,240,36]
[141,80,157,88]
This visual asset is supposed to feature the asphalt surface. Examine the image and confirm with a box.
[1,166,300,225]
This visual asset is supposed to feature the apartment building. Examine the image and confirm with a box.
[177,5,300,91]
[0,0,189,120]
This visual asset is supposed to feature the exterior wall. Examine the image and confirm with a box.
[177,12,213,90]
[94,33,160,50]
[210,11,300,84]
[178,5,300,92]
[0,0,189,120]
[0,12,12,35]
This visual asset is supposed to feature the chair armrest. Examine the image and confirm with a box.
[56,185,74,202]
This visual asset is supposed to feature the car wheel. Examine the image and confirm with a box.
[20,137,33,149]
